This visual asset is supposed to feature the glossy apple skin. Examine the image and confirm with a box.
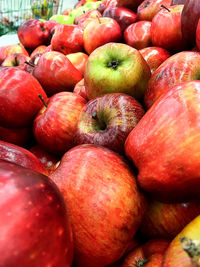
[0,67,47,128]
[83,17,122,54]
[75,9,102,25]
[1,53,30,70]
[144,51,200,109]
[18,19,50,50]
[139,199,200,239]
[162,215,200,266]
[85,42,151,101]
[0,44,29,65]
[0,160,73,267]
[51,24,84,55]
[33,51,83,96]
[151,5,185,52]
[33,92,86,155]
[125,81,200,202]
[29,144,60,175]
[97,0,117,14]
[50,144,147,267]
[181,0,200,49]
[30,45,47,58]
[0,141,47,175]
[196,19,200,51]
[74,93,145,154]
[124,21,152,50]
[121,239,170,267]
[73,78,88,100]
[66,52,88,75]
[102,7,137,32]
[139,46,171,74]
[0,126,31,146]
[137,0,172,21]
[116,0,144,11]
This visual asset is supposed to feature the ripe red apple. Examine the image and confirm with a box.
[196,19,200,51]
[162,215,200,266]
[74,9,102,25]
[1,53,30,70]
[74,93,145,154]
[0,44,29,65]
[83,17,122,54]
[51,24,84,55]
[25,53,43,74]
[0,126,32,146]
[102,7,137,32]
[50,144,147,267]
[144,51,200,109]
[171,0,186,4]
[139,46,171,74]
[125,80,200,202]
[116,0,144,11]
[73,79,88,100]
[151,4,185,52]
[98,0,117,14]
[17,19,50,50]
[30,45,47,58]
[62,8,72,15]
[137,0,172,21]
[181,0,200,49]
[139,199,200,239]
[0,160,73,267]
[84,42,151,101]
[66,52,88,75]
[33,92,86,155]
[124,21,152,49]
[32,51,83,96]
[0,67,47,128]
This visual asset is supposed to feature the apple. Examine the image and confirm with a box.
[0,141,47,175]
[62,8,72,16]
[151,4,185,52]
[33,92,86,155]
[51,24,84,55]
[32,51,83,96]
[162,215,200,266]
[74,93,145,154]
[0,160,73,267]
[73,78,88,100]
[0,126,32,146]
[171,0,186,4]
[0,67,47,128]
[139,199,200,240]
[74,9,102,25]
[181,0,200,49]
[144,51,200,109]
[1,53,31,70]
[116,0,144,11]
[121,238,170,267]
[137,0,172,21]
[124,21,152,50]
[84,42,151,101]
[83,17,122,54]
[48,14,74,24]
[196,19,200,51]
[102,7,137,32]
[30,45,47,58]
[50,144,147,267]
[66,52,88,75]
[139,46,171,74]
[17,19,50,50]
[0,44,29,65]
[25,53,43,74]
[125,80,200,202]
[97,0,117,14]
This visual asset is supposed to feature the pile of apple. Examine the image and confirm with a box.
[0,0,200,266]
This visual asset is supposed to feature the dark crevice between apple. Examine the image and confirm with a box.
[92,111,107,131]
[136,258,148,267]
[181,236,200,266]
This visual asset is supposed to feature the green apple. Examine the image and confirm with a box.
[49,14,74,24]
[84,42,151,101]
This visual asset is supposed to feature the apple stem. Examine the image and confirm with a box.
[96,15,101,24]
[136,259,148,267]
[38,94,48,108]
[180,237,200,266]
[24,61,35,68]
[160,4,171,12]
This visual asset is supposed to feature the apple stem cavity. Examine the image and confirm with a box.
[38,94,48,108]
[180,236,200,267]
[92,111,107,131]
[24,61,35,68]
[107,59,120,70]
[160,4,171,12]
[136,259,148,267]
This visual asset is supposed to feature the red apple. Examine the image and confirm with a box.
[73,79,88,100]
[151,5,185,52]
[124,21,152,49]
[137,0,172,21]
[139,46,171,74]
[0,160,73,267]
[44,19,60,33]
[0,126,32,146]
[33,92,86,155]
[102,7,137,32]
[25,53,43,74]
[139,199,200,239]
[83,17,122,54]
[116,0,144,11]
[17,19,50,50]
[50,144,147,267]
[171,0,186,4]
[144,51,200,109]
[1,53,30,70]
[74,93,145,154]
[32,51,83,96]
[0,67,47,128]
[66,52,88,75]
[125,80,200,202]
[181,0,200,49]
[51,24,84,55]
[74,9,102,25]
[0,44,29,65]
[30,45,47,58]
[196,19,200,51]
[62,8,72,15]
[97,0,117,14]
